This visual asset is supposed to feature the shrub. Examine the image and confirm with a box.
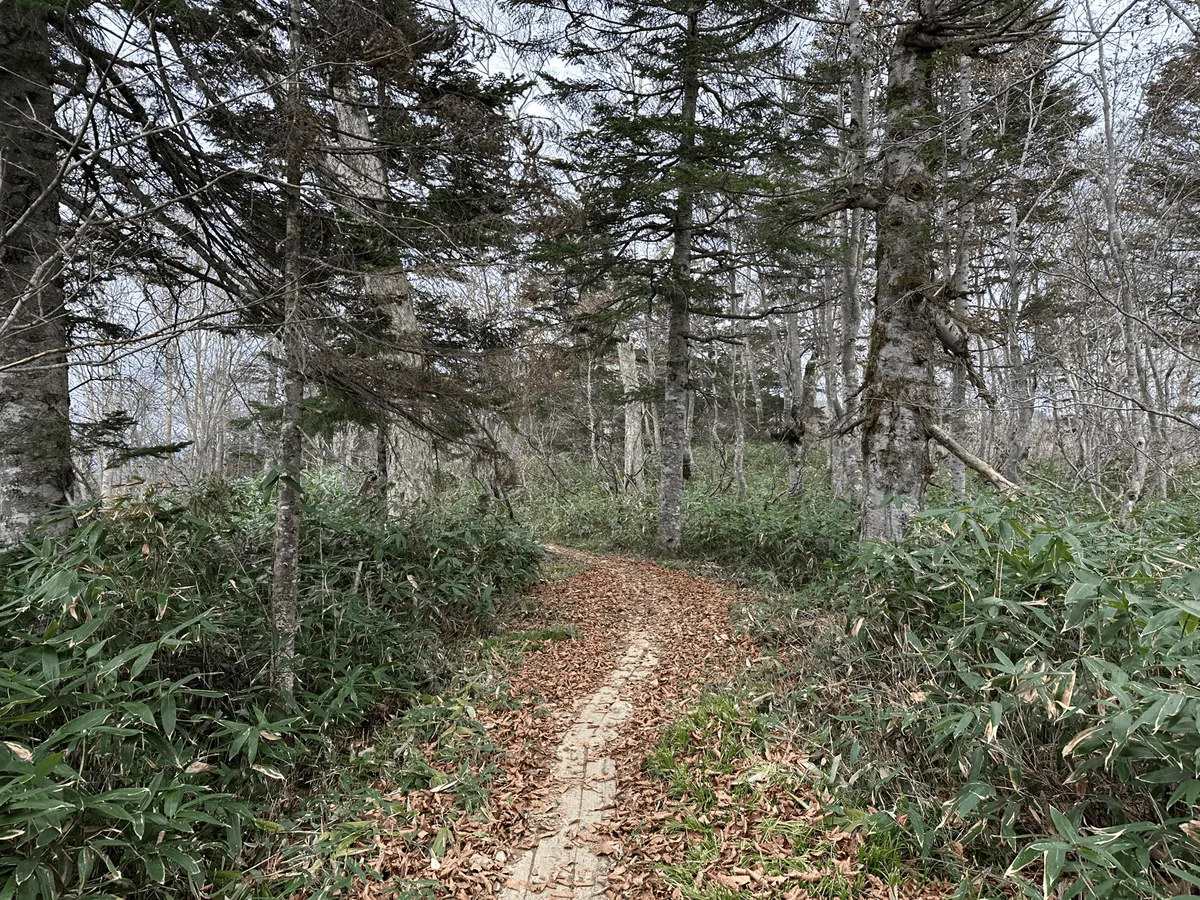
[0,476,541,899]
[681,496,855,587]
[512,444,854,585]
[799,492,1200,898]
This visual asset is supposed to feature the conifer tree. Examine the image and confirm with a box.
[525,0,810,553]
[0,4,74,546]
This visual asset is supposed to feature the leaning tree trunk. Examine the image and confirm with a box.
[0,7,74,547]
[326,79,436,509]
[654,7,699,555]
[859,15,939,542]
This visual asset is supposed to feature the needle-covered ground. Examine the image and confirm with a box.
[350,550,950,900]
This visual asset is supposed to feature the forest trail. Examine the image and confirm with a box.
[497,629,659,898]
[362,551,955,899]
[366,549,756,898]
[489,549,752,899]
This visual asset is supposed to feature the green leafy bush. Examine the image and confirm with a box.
[513,445,852,585]
[802,493,1200,898]
[680,496,855,587]
[0,476,541,899]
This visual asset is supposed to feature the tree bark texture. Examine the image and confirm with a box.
[834,0,867,501]
[270,6,304,697]
[0,7,74,546]
[859,15,939,542]
[947,59,972,496]
[657,287,690,553]
[654,7,699,555]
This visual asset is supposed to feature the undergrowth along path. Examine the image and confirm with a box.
[366,550,948,899]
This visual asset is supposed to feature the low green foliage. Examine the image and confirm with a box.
[0,474,541,899]
[784,492,1200,899]
[680,497,854,588]
[643,693,933,898]
[514,447,853,586]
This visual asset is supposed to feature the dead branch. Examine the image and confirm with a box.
[925,419,1022,496]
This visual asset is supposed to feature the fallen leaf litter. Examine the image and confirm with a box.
[353,550,950,899]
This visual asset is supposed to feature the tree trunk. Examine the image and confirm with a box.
[835,0,867,502]
[729,267,747,500]
[820,290,847,494]
[996,80,1045,486]
[0,7,74,546]
[366,269,435,509]
[732,385,747,500]
[269,5,305,698]
[1090,25,1150,515]
[745,328,763,427]
[769,317,793,420]
[947,59,973,496]
[859,15,939,542]
[1000,208,1035,485]
[654,7,699,555]
[658,293,690,552]
[617,337,645,492]
[643,315,661,455]
[786,357,819,495]
[585,350,600,473]
[326,81,436,509]
[270,242,303,698]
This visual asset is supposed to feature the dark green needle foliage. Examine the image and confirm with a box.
[520,0,815,321]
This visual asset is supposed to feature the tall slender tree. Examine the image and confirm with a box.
[524,0,810,553]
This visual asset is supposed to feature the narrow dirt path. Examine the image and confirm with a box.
[365,550,754,898]
[499,631,658,898]
[489,551,753,899]
[363,551,952,900]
